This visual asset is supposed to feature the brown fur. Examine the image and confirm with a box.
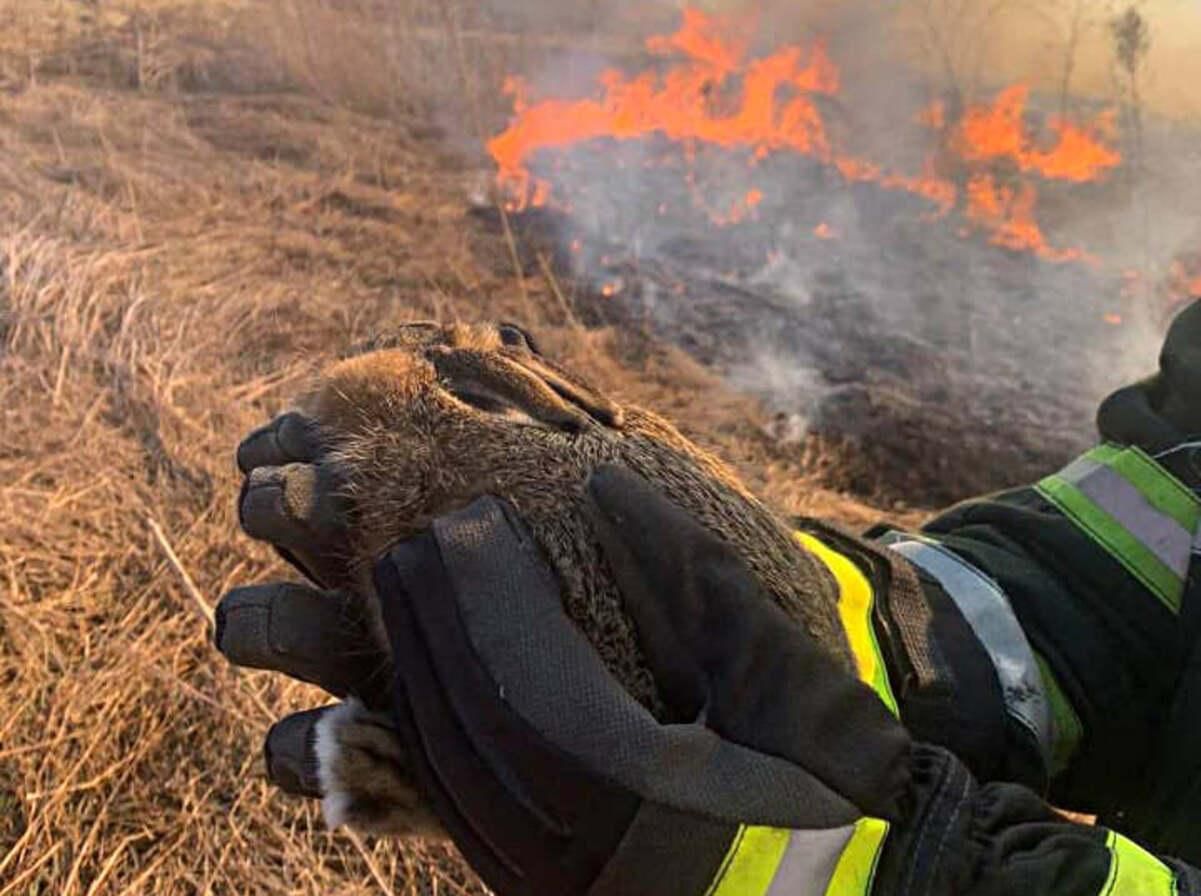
[314,699,440,836]
[300,321,851,708]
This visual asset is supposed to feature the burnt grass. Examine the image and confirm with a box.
[485,142,1145,507]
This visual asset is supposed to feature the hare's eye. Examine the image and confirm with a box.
[498,323,540,355]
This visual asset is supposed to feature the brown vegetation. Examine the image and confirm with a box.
[0,2,904,892]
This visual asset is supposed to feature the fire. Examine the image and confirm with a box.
[487,8,1121,264]
[963,174,1087,262]
[487,9,838,211]
[951,86,1120,183]
[645,6,747,76]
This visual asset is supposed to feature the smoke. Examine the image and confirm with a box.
[468,0,1201,497]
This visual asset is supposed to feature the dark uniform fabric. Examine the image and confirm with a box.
[874,300,1201,860]
[920,488,1190,816]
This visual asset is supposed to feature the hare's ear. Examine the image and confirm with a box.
[430,348,623,433]
[492,323,623,428]
[510,354,624,429]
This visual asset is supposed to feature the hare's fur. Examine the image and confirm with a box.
[300,322,851,707]
[314,698,439,836]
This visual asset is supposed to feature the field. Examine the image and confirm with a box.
[10,0,1201,888]
[0,2,917,892]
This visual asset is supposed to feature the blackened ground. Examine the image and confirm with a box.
[480,146,1148,506]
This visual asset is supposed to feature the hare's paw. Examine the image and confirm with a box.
[314,698,441,838]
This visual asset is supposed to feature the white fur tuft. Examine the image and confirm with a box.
[313,698,364,830]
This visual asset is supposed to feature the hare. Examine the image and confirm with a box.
[239,321,853,835]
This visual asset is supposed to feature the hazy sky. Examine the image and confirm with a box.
[959,0,1201,119]
[685,0,1201,119]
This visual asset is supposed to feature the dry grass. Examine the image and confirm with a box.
[0,3,905,892]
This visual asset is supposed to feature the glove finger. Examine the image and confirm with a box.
[239,463,347,545]
[238,462,351,587]
[215,582,392,709]
[264,706,329,798]
[237,412,325,475]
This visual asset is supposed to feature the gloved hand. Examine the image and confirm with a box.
[220,423,1198,896]
[219,415,437,835]
[376,468,909,894]
[377,466,1195,896]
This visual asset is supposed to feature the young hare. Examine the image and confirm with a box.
[239,321,854,834]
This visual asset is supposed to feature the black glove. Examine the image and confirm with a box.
[214,582,392,796]
[220,413,393,804]
[376,466,1199,896]
[235,411,352,590]
[376,469,909,895]
[219,426,1200,896]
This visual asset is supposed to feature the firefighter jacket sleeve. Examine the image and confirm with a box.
[907,300,1201,859]
[373,465,1201,896]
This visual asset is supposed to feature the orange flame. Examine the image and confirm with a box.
[487,9,839,210]
[952,85,1120,182]
[487,8,1121,264]
[963,174,1088,262]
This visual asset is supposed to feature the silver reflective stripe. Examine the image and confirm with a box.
[1059,457,1192,579]
[764,826,856,896]
[881,533,1053,771]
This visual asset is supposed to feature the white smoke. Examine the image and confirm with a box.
[468,0,1201,497]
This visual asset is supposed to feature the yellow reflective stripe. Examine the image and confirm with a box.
[1033,652,1082,776]
[795,532,899,716]
[825,818,890,896]
[705,825,790,896]
[704,821,890,896]
[1094,444,1200,533]
[1101,830,1178,896]
[1038,443,1201,614]
[1037,475,1184,612]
